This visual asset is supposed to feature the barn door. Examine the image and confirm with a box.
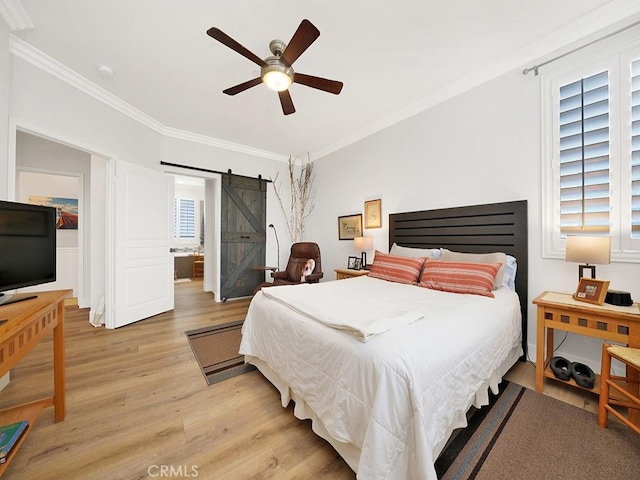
[220,174,266,300]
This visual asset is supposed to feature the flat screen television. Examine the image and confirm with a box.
[0,200,57,306]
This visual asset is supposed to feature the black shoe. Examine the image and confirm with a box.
[550,356,571,381]
[571,362,595,389]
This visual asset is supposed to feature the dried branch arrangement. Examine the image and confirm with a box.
[272,154,315,243]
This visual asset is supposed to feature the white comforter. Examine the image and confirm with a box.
[240,276,522,480]
[260,277,427,341]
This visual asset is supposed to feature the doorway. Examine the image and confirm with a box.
[171,174,206,293]
[14,131,105,310]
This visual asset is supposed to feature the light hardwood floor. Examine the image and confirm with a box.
[0,282,600,480]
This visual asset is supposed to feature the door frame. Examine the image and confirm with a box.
[7,118,110,321]
[161,165,221,301]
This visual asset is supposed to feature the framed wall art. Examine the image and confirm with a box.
[364,199,382,229]
[338,214,363,240]
[29,195,79,230]
[573,278,610,305]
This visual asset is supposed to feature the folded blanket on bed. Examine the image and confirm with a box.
[260,276,424,341]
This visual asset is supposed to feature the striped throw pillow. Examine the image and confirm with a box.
[419,260,502,297]
[368,251,426,284]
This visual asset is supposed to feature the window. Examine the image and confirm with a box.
[543,41,640,261]
[558,70,610,234]
[632,58,640,236]
[174,198,195,239]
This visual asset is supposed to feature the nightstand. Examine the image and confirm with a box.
[335,268,369,280]
[533,291,640,427]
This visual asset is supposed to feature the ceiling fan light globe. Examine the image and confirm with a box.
[263,70,292,91]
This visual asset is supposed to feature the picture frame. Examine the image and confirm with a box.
[573,278,610,305]
[354,258,362,270]
[347,256,357,269]
[338,214,363,240]
[364,199,382,229]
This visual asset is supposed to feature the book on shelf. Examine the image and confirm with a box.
[0,420,29,463]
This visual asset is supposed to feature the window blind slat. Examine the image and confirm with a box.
[558,70,610,234]
[632,59,640,237]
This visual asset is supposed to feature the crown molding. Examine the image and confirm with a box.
[8,35,288,162]
[0,0,32,31]
[162,127,289,162]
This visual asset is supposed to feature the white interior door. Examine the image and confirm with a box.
[108,159,174,328]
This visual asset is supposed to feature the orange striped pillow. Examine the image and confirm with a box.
[419,260,502,298]
[368,251,426,284]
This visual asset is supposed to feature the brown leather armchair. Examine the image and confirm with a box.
[254,242,323,293]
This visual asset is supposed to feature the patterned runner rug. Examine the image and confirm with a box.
[186,319,255,385]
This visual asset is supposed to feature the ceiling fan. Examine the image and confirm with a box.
[206,19,343,115]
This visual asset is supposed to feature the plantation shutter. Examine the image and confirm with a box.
[632,59,640,237]
[558,70,610,234]
[174,198,195,238]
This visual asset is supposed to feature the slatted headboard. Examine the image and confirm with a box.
[389,200,528,358]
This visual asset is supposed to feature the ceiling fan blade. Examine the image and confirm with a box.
[294,73,343,95]
[223,77,263,96]
[280,19,320,66]
[278,90,296,115]
[207,27,267,67]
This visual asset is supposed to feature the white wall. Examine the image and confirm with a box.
[17,170,79,295]
[309,53,639,372]
[0,19,9,199]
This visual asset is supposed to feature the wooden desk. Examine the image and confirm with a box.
[0,289,71,475]
[533,291,640,426]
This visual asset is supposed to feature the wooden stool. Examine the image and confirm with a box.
[192,257,204,279]
[598,343,640,434]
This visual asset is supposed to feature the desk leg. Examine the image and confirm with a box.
[53,300,66,422]
[536,308,545,392]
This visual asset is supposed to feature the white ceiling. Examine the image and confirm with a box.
[5,0,640,159]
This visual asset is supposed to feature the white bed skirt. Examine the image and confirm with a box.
[245,344,522,475]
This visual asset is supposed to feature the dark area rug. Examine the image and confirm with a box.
[185,319,255,385]
[436,382,640,480]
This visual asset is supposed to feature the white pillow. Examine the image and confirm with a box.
[390,243,439,259]
[439,248,507,290]
[502,255,517,290]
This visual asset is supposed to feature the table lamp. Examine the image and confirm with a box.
[565,235,611,280]
[354,236,373,269]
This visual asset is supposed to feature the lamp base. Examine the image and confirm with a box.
[578,264,596,280]
[361,252,367,271]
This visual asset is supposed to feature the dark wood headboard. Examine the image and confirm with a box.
[389,200,528,358]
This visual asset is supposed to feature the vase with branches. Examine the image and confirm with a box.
[272,154,315,243]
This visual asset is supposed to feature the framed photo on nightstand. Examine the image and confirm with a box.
[573,278,610,305]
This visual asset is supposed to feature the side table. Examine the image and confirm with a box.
[335,268,369,280]
[533,291,640,427]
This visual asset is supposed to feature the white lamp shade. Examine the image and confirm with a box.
[354,236,373,251]
[565,235,611,265]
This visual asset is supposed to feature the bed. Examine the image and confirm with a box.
[240,200,528,479]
